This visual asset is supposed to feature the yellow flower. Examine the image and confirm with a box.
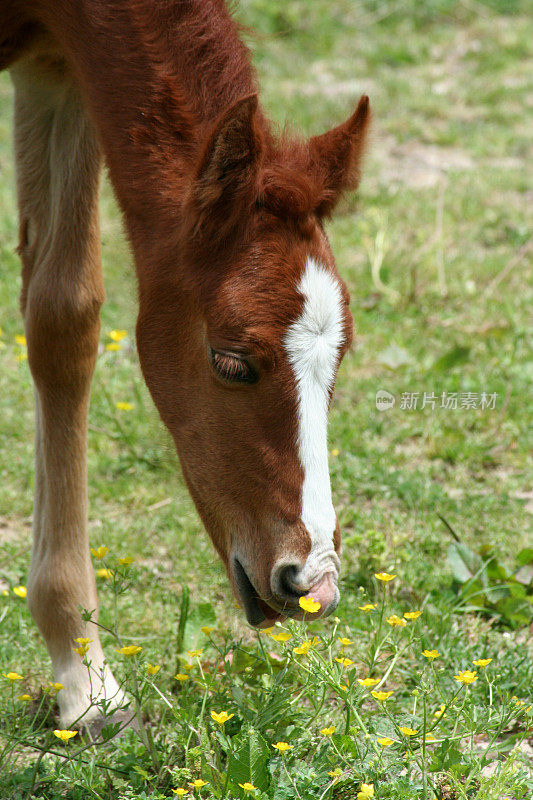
[174,673,189,682]
[298,596,321,613]
[239,783,256,794]
[260,627,274,635]
[334,657,354,669]
[339,683,349,692]
[3,672,23,681]
[188,779,208,789]
[271,631,292,643]
[54,729,78,744]
[358,678,379,687]
[182,663,194,671]
[338,637,353,647]
[358,603,376,612]
[201,626,214,635]
[399,726,417,736]
[187,649,203,658]
[105,342,121,351]
[293,642,311,656]
[377,737,394,747]
[210,710,234,726]
[386,615,407,627]
[375,572,396,582]
[116,645,142,656]
[15,334,27,346]
[90,546,109,560]
[13,586,27,598]
[512,696,529,710]
[272,741,292,753]
[422,649,440,660]
[17,694,32,702]
[330,448,340,457]
[16,352,28,362]
[48,682,64,694]
[404,611,422,620]
[473,658,492,668]
[328,767,342,780]
[74,637,92,646]
[2,589,8,596]
[434,703,447,719]
[357,783,374,799]
[108,330,127,342]
[455,670,478,685]
[146,663,160,675]
[171,790,188,797]
[115,402,134,411]
[96,568,113,579]
[73,644,89,656]
[425,733,437,742]
[321,726,335,736]
[371,690,393,702]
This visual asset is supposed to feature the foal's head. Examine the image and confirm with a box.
[137,95,370,626]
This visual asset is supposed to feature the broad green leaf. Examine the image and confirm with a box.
[432,345,470,372]
[495,597,533,629]
[515,565,533,586]
[181,601,217,652]
[447,542,482,584]
[429,740,463,772]
[229,729,271,791]
[516,548,533,566]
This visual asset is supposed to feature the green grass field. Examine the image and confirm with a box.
[0,1,531,798]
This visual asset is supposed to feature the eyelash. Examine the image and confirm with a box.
[209,349,258,385]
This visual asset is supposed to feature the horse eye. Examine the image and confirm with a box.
[209,348,258,385]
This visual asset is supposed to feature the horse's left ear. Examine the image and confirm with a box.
[308,95,370,217]
[190,94,263,240]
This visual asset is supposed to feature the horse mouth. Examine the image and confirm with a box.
[232,558,287,628]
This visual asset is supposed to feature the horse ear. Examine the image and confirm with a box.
[191,94,262,238]
[308,95,370,217]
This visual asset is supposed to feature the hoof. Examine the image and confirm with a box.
[81,708,139,743]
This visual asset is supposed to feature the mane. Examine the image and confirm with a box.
[130,0,260,133]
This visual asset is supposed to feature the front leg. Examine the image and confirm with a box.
[11,47,130,732]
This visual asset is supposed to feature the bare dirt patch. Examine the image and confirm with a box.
[377,135,474,189]
[0,516,29,545]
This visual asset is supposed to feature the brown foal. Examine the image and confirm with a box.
[1,0,369,730]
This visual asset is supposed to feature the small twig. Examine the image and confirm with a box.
[10,738,129,775]
[436,513,461,543]
[147,498,173,512]
[88,424,120,440]
[147,680,173,709]
[435,181,447,298]
[483,239,532,298]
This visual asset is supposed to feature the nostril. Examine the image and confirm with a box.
[274,563,304,600]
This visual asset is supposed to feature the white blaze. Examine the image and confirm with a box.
[284,257,344,565]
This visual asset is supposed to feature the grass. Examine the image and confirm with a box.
[0,0,532,797]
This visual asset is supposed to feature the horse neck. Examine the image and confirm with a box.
[39,0,263,249]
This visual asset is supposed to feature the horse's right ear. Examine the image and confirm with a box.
[308,95,370,217]
[190,94,262,239]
